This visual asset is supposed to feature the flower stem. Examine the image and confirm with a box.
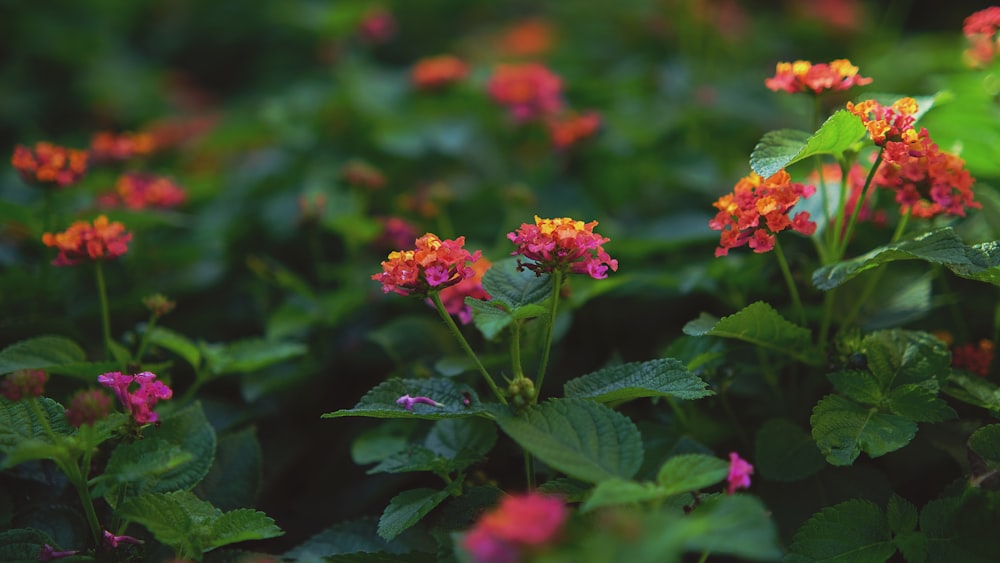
[510,323,525,380]
[534,270,563,396]
[134,313,159,363]
[839,209,912,331]
[524,451,535,490]
[773,239,805,326]
[94,261,113,361]
[835,149,884,261]
[429,292,508,405]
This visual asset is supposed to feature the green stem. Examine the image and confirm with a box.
[94,261,113,361]
[524,451,535,490]
[534,270,563,396]
[818,289,836,357]
[839,210,912,330]
[134,313,159,363]
[510,322,525,380]
[429,292,508,405]
[696,551,710,563]
[835,149,884,261]
[773,239,805,326]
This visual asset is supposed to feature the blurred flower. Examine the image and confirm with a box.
[64,389,112,427]
[372,233,482,296]
[98,371,173,425]
[0,369,48,402]
[396,394,445,410]
[963,7,1000,68]
[497,18,555,58]
[373,216,420,251]
[873,139,979,219]
[507,216,618,279]
[438,256,491,324]
[846,97,927,166]
[461,492,567,563]
[411,55,469,90]
[143,293,176,317]
[692,0,750,39]
[765,59,872,94]
[709,170,817,257]
[144,114,217,150]
[11,142,88,188]
[546,110,601,149]
[791,0,863,32]
[89,131,156,163]
[102,530,144,548]
[101,173,187,210]
[358,7,396,44]
[487,63,564,122]
[38,545,78,561]
[42,215,132,267]
[807,163,887,229]
[398,181,453,219]
[727,452,754,494]
[339,159,386,190]
[952,339,994,377]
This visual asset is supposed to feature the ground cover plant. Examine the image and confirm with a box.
[2,1,1000,561]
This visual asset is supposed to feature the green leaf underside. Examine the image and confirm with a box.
[656,454,729,496]
[481,257,553,309]
[322,378,485,419]
[377,488,449,541]
[0,397,72,468]
[582,479,667,512]
[493,398,644,483]
[921,491,1000,562]
[564,358,713,403]
[466,299,545,340]
[786,499,896,563]
[0,335,86,374]
[968,424,1000,464]
[812,228,1000,291]
[683,301,818,364]
[750,110,866,179]
[811,394,917,466]
[754,418,826,482]
[147,326,202,369]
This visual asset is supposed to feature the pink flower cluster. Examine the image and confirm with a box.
[0,369,48,401]
[372,233,482,296]
[765,59,872,95]
[461,493,567,563]
[487,63,564,122]
[64,389,112,427]
[99,173,187,210]
[874,137,979,219]
[437,256,492,324]
[98,371,173,424]
[963,7,1000,67]
[10,142,88,188]
[727,452,754,494]
[507,216,618,279]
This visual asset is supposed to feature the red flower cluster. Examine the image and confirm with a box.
[64,389,112,427]
[98,371,173,424]
[0,369,48,401]
[339,159,386,190]
[507,216,618,279]
[546,111,601,149]
[100,173,187,210]
[952,339,994,377]
[10,142,88,188]
[411,55,469,90]
[438,256,492,324]
[487,63,564,122]
[461,493,567,563]
[89,131,156,162]
[372,233,482,296]
[709,170,817,257]
[765,59,872,94]
[963,7,1000,68]
[847,97,928,166]
[874,140,979,219]
[42,215,132,267]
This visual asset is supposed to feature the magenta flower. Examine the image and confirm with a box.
[102,530,144,548]
[38,545,78,561]
[396,394,445,411]
[97,371,173,424]
[726,452,754,494]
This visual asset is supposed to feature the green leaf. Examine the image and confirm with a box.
[208,508,285,551]
[0,335,86,374]
[683,301,819,364]
[864,330,951,389]
[283,517,421,559]
[812,228,1000,291]
[194,426,263,511]
[563,358,713,403]
[656,454,729,496]
[0,397,73,468]
[968,424,1000,471]
[424,417,496,459]
[943,372,1000,414]
[811,394,917,465]
[93,438,194,497]
[466,298,514,340]
[493,398,644,483]
[322,378,486,420]
[350,424,411,465]
[146,326,202,369]
[921,491,1000,562]
[680,495,783,562]
[481,257,553,309]
[827,370,883,405]
[377,488,449,541]
[367,446,442,475]
[202,338,307,376]
[887,494,918,535]
[0,528,59,563]
[750,110,866,178]
[785,499,896,563]
[43,361,122,381]
[887,384,957,422]
[754,418,825,482]
[581,478,666,512]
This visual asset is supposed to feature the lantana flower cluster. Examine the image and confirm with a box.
[953,339,995,377]
[709,170,817,257]
[487,63,564,122]
[42,215,132,267]
[438,256,492,324]
[339,159,386,190]
[89,130,156,162]
[846,97,929,166]
[963,6,1000,67]
[372,233,482,296]
[10,142,88,188]
[546,111,602,150]
[764,59,872,94]
[411,55,469,90]
[0,369,48,402]
[461,493,568,563]
[98,371,173,424]
[873,137,979,218]
[99,173,187,210]
[507,216,618,279]
[64,389,113,427]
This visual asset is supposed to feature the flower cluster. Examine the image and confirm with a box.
[98,371,173,424]
[873,139,979,218]
[507,216,618,279]
[709,170,817,257]
[727,452,754,494]
[89,131,156,162]
[546,111,601,149]
[42,215,132,267]
[64,389,112,427]
[373,216,419,250]
[143,293,177,317]
[497,18,554,58]
[0,369,48,401]
[846,97,929,166]
[952,338,994,377]
[963,7,1000,67]
[339,159,386,190]
[99,173,187,210]
[487,63,564,122]
[358,7,396,44]
[10,142,88,188]
[411,55,469,90]
[373,233,482,296]
[764,59,872,94]
[461,493,567,563]
[438,256,492,324]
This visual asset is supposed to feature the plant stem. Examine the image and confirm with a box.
[429,292,508,405]
[94,261,113,361]
[835,149,884,261]
[510,323,525,380]
[534,270,563,396]
[838,209,912,331]
[134,313,159,363]
[524,451,535,490]
[773,239,805,326]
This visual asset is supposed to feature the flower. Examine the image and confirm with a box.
[507,216,618,279]
[437,256,491,324]
[102,530,144,548]
[952,339,994,377]
[42,215,132,267]
[546,111,601,149]
[38,545,79,561]
[89,130,156,163]
[98,371,173,424]
[497,18,555,58]
[411,55,469,90]
[372,233,482,296]
[765,59,872,94]
[487,63,564,122]
[11,142,88,188]
[396,394,445,411]
[726,452,754,494]
[461,493,568,563]
[143,293,177,317]
[339,159,386,190]
[373,216,419,251]
[873,139,979,219]
[0,369,48,401]
[847,97,929,166]
[100,173,187,210]
[963,7,1000,68]
[358,7,396,44]
[64,389,113,427]
[709,170,817,257]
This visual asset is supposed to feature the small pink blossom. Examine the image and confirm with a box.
[461,492,567,562]
[726,452,754,494]
[102,530,144,548]
[98,371,173,424]
[396,394,445,411]
[38,545,78,561]
[0,369,48,401]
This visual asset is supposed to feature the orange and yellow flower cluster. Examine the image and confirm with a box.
[339,159,386,190]
[372,233,482,296]
[461,493,567,563]
[411,55,469,90]
[99,173,187,210]
[709,170,817,257]
[546,111,601,150]
[10,142,88,188]
[874,138,979,219]
[764,59,872,95]
[487,63,564,122]
[508,216,618,279]
[846,97,927,166]
[963,7,1000,67]
[89,130,156,162]
[42,215,132,267]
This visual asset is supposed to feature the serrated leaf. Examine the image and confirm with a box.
[785,499,895,563]
[680,495,783,561]
[887,384,957,422]
[207,508,284,551]
[943,372,1000,413]
[812,228,1000,291]
[0,397,73,468]
[887,495,918,535]
[466,298,514,340]
[811,394,917,465]
[754,418,825,482]
[424,417,496,459]
[377,488,449,541]
[0,528,59,562]
[146,326,202,369]
[581,478,665,512]
[656,453,729,496]
[194,426,263,511]
[968,424,1000,464]
[322,378,485,420]
[367,446,442,475]
[203,338,307,376]
[750,110,865,178]
[864,330,950,389]
[0,335,86,374]
[481,257,553,309]
[827,370,883,405]
[494,398,643,483]
[563,358,713,403]
[921,491,1000,562]
[93,438,194,497]
[682,301,819,364]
